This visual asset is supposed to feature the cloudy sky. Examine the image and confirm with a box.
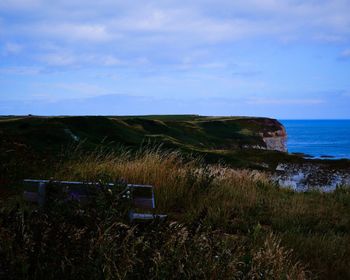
[1,0,350,118]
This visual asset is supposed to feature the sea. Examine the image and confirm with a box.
[280,120,350,160]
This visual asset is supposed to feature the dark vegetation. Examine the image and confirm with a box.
[0,115,297,184]
[1,115,350,279]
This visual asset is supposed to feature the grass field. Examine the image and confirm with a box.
[1,147,350,279]
[1,116,350,279]
[0,115,280,152]
[0,115,300,183]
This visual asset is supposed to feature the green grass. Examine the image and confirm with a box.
[0,115,283,150]
[115,114,204,121]
[0,115,298,173]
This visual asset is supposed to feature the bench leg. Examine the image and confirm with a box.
[38,182,46,206]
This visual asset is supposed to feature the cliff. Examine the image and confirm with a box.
[259,119,287,152]
[228,118,287,152]
[0,115,288,171]
[0,115,288,152]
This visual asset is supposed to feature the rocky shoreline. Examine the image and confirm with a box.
[255,121,350,191]
[272,162,350,192]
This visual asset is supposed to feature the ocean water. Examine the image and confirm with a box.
[280,120,350,159]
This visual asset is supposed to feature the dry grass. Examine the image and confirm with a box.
[56,149,271,222]
[248,233,308,280]
[1,148,349,279]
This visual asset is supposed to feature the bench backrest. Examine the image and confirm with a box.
[23,179,155,209]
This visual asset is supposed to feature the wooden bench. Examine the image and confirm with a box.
[23,179,166,222]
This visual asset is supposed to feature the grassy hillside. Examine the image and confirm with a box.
[2,114,348,189]
[0,115,283,151]
[0,115,296,185]
[1,115,350,279]
[1,148,350,279]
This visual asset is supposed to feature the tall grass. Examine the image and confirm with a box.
[1,147,350,279]
[55,148,270,224]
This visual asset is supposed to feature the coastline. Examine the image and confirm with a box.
[281,119,350,160]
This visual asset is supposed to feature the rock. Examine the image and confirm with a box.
[272,162,350,192]
[263,135,287,152]
[275,163,287,171]
[320,155,335,159]
[258,120,287,152]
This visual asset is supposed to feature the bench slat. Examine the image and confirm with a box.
[23,179,166,222]
[129,211,167,222]
[133,198,154,209]
[23,180,156,209]
[23,191,38,203]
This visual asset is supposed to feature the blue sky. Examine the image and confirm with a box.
[0,0,350,118]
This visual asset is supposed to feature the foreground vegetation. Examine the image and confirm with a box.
[1,148,350,279]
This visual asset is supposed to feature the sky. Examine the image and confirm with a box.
[0,0,350,118]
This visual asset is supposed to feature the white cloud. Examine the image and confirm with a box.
[3,42,23,54]
[38,52,76,66]
[1,1,350,77]
[0,0,41,10]
[34,23,113,42]
[53,82,107,97]
[0,66,42,75]
[35,51,125,67]
[247,98,325,105]
[28,82,109,102]
[109,8,295,44]
[3,1,350,46]
[80,54,124,66]
[99,55,121,66]
[340,48,350,58]
[313,34,346,43]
